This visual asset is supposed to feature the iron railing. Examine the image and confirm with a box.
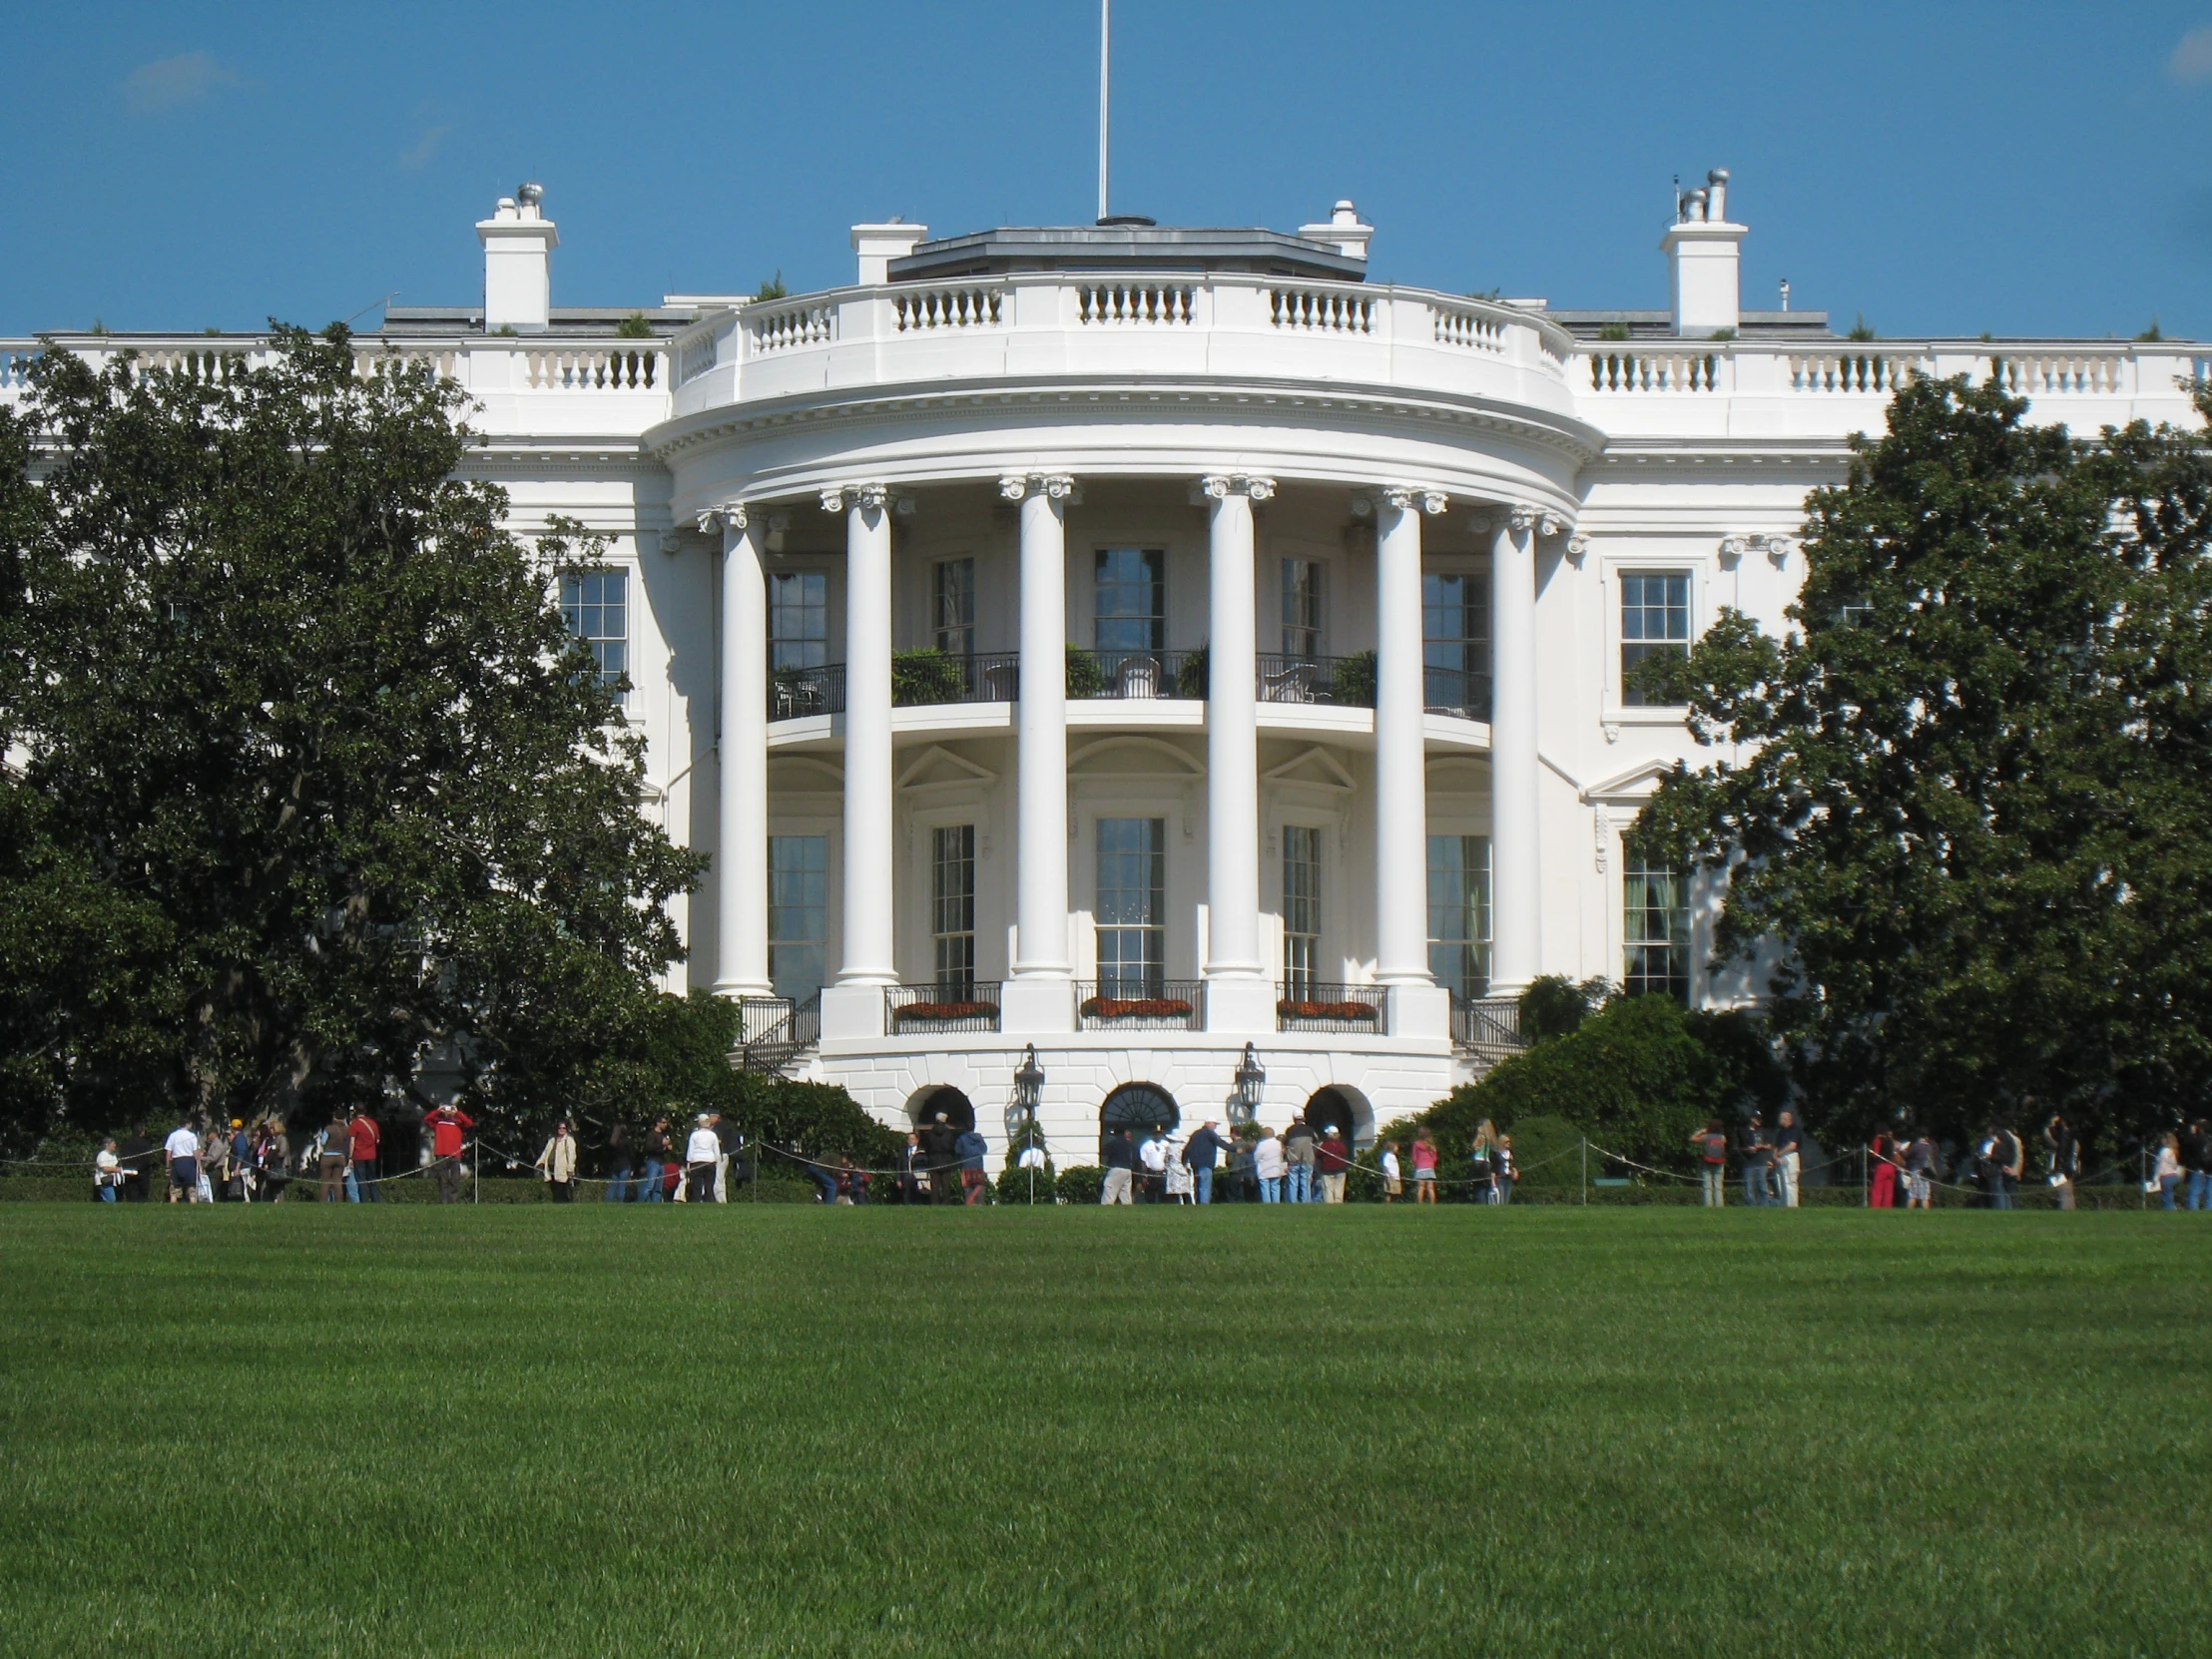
[886,980,1002,1033]
[1066,648,1208,701]
[1423,667,1492,722]
[891,651,1021,707]
[740,992,821,1075]
[1276,980,1383,1033]
[1451,993,1525,1062]
[1256,653,1376,707]
[771,664,843,721]
[1075,979,1205,1031]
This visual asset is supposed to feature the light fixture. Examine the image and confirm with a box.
[1009,1043,1045,1136]
[1231,1042,1266,1124]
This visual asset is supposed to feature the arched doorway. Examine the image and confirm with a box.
[1305,1087,1371,1146]
[1099,1082,1178,1164]
[908,1086,974,1133]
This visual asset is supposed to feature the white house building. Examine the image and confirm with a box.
[8,176,2202,1159]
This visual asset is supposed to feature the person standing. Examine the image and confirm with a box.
[920,1114,963,1206]
[1137,1127,1169,1203]
[2152,1132,2184,1209]
[684,1115,721,1203]
[1283,1114,1317,1205]
[1315,1127,1351,1204]
[1494,1135,1517,1205]
[640,1116,672,1204]
[1182,1120,1227,1206]
[1470,1125,1496,1206]
[255,1120,293,1203]
[1867,1128,1899,1209]
[536,1120,578,1202]
[1100,1127,1137,1205]
[116,1126,156,1203]
[1380,1141,1403,1204]
[95,1139,123,1203]
[602,1120,633,1204]
[898,1131,924,1204]
[1973,1122,2009,1209]
[313,1114,349,1202]
[164,1116,201,1204]
[708,1112,737,1203]
[955,1124,989,1206]
[2184,1119,2212,1213]
[424,1103,475,1204]
[1738,1113,1774,1208]
[1411,1131,1438,1204]
[345,1109,381,1204]
[1773,1111,1805,1209]
[1252,1127,1286,1204]
[1999,1120,2025,1209]
[2042,1111,2079,1212]
[1903,1127,1936,1210]
[1691,1118,1730,1207]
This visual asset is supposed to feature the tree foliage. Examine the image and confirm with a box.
[1637,372,2212,1152]
[0,326,704,1149]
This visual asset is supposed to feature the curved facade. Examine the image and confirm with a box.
[11,187,2200,1161]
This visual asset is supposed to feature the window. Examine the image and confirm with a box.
[1096,818,1166,995]
[1427,835,1491,998]
[933,558,975,657]
[768,835,828,1002]
[1422,572,1489,717]
[1620,572,1691,707]
[1094,549,1165,661]
[1624,850,1690,1001]
[931,825,976,996]
[769,570,829,671]
[560,569,628,694]
[1282,560,1324,660]
[1282,826,1323,995]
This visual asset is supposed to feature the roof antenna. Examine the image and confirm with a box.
[1097,0,1111,223]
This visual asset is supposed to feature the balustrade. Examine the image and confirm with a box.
[1428,300,1504,352]
[892,284,1003,332]
[1270,286,1373,334]
[1277,980,1383,1033]
[1422,667,1492,722]
[886,981,1002,1033]
[1586,349,1722,392]
[1255,653,1375,708]
[771,663,845,721]
[747,299,837,351]
[1067,648,1207,700]
[523,347,661,390]
[1788,351,1914,393]
[676,332,719,384]
[1990,353,2126,396]
[1075,979,1205,1031]
[1076,281,1196,325]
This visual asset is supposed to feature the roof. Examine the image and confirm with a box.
[888,224,1366,283]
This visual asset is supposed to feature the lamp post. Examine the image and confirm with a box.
[1011,1044,1046,1204]
[1231,1042,1266,1127]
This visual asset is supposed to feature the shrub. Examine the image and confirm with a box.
[1065,647,1106,698]
[1173,647,1209,699]
[890,649,966,705]
[995,1166,1056,1205]
[1329,650,1377,707]
[1056,1164,1104,1205]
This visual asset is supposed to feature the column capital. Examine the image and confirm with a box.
[696,501,747,534]
[1000,472,1080,502]
[1565,533,1591,566]
[822,482,900,514]
[1375,485,1448,515]
[1199,472,1276,503]
[1505,504,1570,538]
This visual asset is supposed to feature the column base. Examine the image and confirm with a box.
[1384,982,1451,1041]
[820,983,887,1041]
[1000,977,1075,1035]
[1203,976,1278,1034]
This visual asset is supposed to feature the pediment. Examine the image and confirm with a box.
[896,745,999,792]
[1582,758,1682,806]
[1263,746,1358,795]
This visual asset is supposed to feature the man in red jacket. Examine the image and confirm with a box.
[425,1104,475,1204]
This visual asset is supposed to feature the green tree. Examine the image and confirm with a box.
[1637,373,2212,1153]
[1,326,705,1142]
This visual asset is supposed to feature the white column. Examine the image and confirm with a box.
[1002,474,1075,1034]
[1486,505,1549,997]
[1374,487,1445,988]
[833,484,895,992]
[709,505,771,1002]
[1202,474,1274,1032]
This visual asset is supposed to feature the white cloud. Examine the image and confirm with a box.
[124,50,243,114]
[2172,24,2212,84]
[399,126,450,170]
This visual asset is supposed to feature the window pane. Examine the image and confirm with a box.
[1096,818,1165,994]
[1094,549,1165,657]
[769,571,829,671]
[933,559,975,657]
[1426,833,1491,997]
[1623,851,1690,1001]
[1620,572,1690,708]
[1281,560,1323,660]
[560,568,630,694]
[931,825,976,995]
[768,834,828,1001]
[1283,825,1323,994]
[1422,572,1489,715]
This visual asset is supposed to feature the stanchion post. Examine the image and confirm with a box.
[1580,1138,1587,1206]
[472,1138,479,1205]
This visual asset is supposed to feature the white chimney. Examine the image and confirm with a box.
[1299,199,1374,264]
[477,184,558,333]
[851,221,928,285]
[1660,169,1744,338]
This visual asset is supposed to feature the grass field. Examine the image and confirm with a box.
[2,1207,2205,1657]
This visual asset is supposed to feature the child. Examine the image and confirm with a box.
[1381,1141,1403,1203]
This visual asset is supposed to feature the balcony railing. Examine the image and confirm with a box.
[771,663,844,720]
[739,992,821,1075]
[1075,979,1205,1031]
[886,981,1002,1033]
[1277,980,1383,1034]
[1423,667,1492,722]
[891,651,1020,706]
[1256,653,1376,708]
[1067,649,1207,700]
[1451,993,1526,1062]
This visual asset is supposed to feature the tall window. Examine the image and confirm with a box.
[768,834,828,1002]
[1096,818,1166,994]
[1094,549,1165,661]
[931,825,976,995]
[1282,826,1323,995]
[769,570,829,670]
[560,569,628,694]
[933,559,975,657]
[1422,572,1489,717]
[1620,572,1691,707]
[1282,560,1324,660]
[1624,850,1691,1001]
[1427,834,1491,998]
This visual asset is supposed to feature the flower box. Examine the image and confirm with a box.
[1080,997,1195,1020]
[893,1001,996,1022]
[1277,998,1380,1021]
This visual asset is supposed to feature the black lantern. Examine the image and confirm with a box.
[1231,1042,1266,1124]
[1009,1044,1045,1133]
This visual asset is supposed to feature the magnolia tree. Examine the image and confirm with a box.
[0,325,705,1152]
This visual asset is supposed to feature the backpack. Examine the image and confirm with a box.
[1702,1132,1728,1164]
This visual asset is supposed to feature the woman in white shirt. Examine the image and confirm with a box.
[2153,1133,2184,1210]
[535,1121,579,1203]
[684,1117,723,1204]
[1252,1130,1287,1204]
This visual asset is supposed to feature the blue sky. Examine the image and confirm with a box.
[6,1,2211,339]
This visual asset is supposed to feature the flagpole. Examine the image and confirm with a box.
[1097,0,1110,222]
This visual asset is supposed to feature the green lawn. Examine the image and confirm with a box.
[1,1207,2205,1657]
